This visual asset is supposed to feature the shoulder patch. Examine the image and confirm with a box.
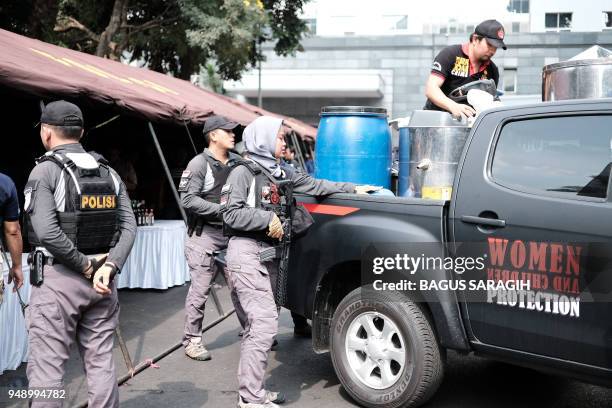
[432,61,442,72]
[178,170,192,192]
[23,180,39,213]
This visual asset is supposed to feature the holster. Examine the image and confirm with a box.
[28,250,45,287]
[195,218,205,236]
[186,214,207,237]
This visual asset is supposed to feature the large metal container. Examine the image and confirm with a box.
[394,116,412,197]
[406,110,470,200]
[315,106,391,188]
[542,45,612,101]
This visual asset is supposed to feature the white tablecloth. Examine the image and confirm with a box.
[116,220,190,289]
[0,254,30,375]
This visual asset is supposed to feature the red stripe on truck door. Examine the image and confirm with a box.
[300,203,360,216]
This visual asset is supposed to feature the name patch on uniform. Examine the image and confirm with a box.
[80,195,117,210]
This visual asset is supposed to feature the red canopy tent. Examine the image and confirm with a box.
[0,28,316,140]
[0,28,320,222]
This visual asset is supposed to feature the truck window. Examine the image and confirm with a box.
[491,115,612,200]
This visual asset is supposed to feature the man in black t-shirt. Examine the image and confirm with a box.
[424,19,506,119]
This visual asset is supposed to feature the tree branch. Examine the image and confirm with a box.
[124,16,179,35]
[54,16,99,43]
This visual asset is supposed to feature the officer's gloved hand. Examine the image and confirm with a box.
[354,185,383,194]
[92,262,119,295]
[83,254,108,280]
[267,213,284,240]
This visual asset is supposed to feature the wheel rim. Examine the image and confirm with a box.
[344,311,407,390]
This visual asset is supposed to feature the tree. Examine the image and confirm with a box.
[0,0,309,81]
[0,0,60,43]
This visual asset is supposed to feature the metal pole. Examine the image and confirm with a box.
[257,40,263,108]
[150,121,225,316]
[183,120,198,155]
[147,122,188,225]
[74,308,236,408]
[115,326,135,378]
[290,132,306,171]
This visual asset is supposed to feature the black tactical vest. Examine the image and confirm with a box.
[26,151,120,254]
[201,153,234,223]
[223,160,295,242]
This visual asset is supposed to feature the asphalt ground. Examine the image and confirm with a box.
[1,281,610,408]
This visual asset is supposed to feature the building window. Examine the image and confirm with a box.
[512,22,520,33]
[507,0,529,13]
[303,18,317,35]
[438,19,470,34]
[604,12,612,29]
[503,68,517,93]
[545,12,572,30]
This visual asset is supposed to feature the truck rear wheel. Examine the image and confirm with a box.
[330,288,443,408]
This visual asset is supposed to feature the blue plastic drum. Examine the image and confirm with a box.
[397,125,412,197]
[314,106,391,188]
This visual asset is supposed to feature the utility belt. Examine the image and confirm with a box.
[187,214,222,237]
[222,225,277,244]
[27,247,108,287]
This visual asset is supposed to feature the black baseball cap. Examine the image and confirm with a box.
[40,100,84,127]
[475,19,507,50]
[202,115,239,135]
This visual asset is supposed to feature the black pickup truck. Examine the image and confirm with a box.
[284,99,612,407]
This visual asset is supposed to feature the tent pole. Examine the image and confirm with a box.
[183,120,198,155]
[290,132,306,171]
[147,122,188,225]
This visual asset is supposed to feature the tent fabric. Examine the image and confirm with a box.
[0,28,316,140]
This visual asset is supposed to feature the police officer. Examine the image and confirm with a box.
[0,172,24,300]
[24,100,136,407]
[179,115,247,360]
[424,19,506,119]
[222,116,366,408]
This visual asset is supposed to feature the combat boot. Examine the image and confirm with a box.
[185,337,211,361]
[237,396,279,408]
[265,390,286,404]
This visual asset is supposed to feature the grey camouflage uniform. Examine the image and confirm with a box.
[223,162,354,404]
[25,142,136,408]
[181,149,246,347]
